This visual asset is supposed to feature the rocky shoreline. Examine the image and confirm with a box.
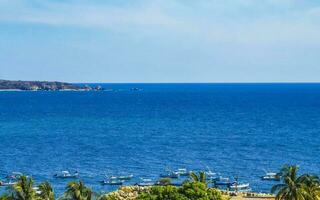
[0,80,103,91]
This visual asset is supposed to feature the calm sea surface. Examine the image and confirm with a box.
[0,83,320,194]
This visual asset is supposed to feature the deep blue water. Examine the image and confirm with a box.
[0,83,320,195]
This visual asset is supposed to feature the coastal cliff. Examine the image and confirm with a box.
[0,80,103,91]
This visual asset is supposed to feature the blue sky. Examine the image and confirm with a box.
[0,0,320,83]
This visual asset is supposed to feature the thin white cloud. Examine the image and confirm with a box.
[0,0,319,45]
[0,0,180,28]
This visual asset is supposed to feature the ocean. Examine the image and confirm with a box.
[0,83,319,195]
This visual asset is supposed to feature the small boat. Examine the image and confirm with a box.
[206,171,218,180]
[214,177,231,186]
[205,166,216,176]
[131,88,142,91]
[137,182,154,186]
[136,178,155,186]
[206,170,216,177]
[160,171,179,179]
[230,183,250,190]
[140,178,152,182]
[107,175,118,180]
[206,176,219,181]
[205,167,218,180]
[104,174,133,181]
[54,171,79,179]
[0,181,16,187]
[6,172,23,180]
[101,180,124,185]
[118,174,134,180]
[261,172,280,181]
[174,169,190,176]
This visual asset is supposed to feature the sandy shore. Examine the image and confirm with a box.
[231,196,274,200]
[228,192,275,200]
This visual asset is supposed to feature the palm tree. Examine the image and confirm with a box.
[189,171,206,184]
[11,176,36,200]
[271,165,309,200]
[0,194,14,200]
[64,181,92,200]
[299,175,320,200]
[37,182,54,200]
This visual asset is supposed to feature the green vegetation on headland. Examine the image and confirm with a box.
[0,80,103,91]
[1,165,319,200]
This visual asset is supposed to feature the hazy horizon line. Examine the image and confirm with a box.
[75,82,320,84]
[3,79,320,84]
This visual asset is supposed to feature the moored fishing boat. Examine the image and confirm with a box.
[54,171,79,179]
[118,174,134,180]
[137,182,154,186]
[103,174,133,181]
[6,172,23,180]
[174,168,190,176]
[101,180,124,185]
[214,176,231,186]
[261,172,280,181]
[108,175,118,180]
[160,171,179,178]
[205,167,219,180]
[229,183,250,190]
[136,178,155,186]
[205,167,216,177]
[0,181,16,187]
[206,172,218,180]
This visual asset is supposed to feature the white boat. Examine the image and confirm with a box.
[174,169,190,176]
[140,178,152,182]
[54,171,79,179]
[261,172,280,181]
[206,171,218,180]
[206,170,216,177]
[214,176,231,185]
[137,182,154,186]
[107,175,118,180]
[101,180,124,185]
[6,172,23,180]
[205,167,218,179]
[160,171,179,178]
[0,181,16,187]
[136,178,154,186]
[105,174,133,181]
[118,174,134,180]
[230,183,250,190]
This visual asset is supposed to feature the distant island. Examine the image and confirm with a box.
[0,79,104,91]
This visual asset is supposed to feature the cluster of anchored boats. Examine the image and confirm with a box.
[0,168,281,192]
[0,172,23,186]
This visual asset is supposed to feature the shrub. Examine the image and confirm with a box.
[207,188,225,200]
[137,186,187,200]
[179,182,208,200]
[137,183,226,200]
